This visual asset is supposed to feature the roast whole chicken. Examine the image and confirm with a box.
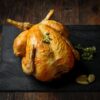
[7,9,80,81]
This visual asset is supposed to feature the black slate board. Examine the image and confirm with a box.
[0,25,100,92]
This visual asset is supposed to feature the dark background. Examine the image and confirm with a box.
[0,0,100,100]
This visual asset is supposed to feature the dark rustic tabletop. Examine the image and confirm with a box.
[0,0,100,100]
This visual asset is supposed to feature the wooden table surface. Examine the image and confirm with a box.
[0,0,100,100]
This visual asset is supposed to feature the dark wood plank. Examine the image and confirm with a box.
[0,0,79,25]
[61,0,79,24]
[79,0,100,25]
[1,92,99,100]
[14,93,24,100]
[0,0,100,25]
[0,93,14,100]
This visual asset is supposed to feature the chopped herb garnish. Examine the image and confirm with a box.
[75,44,96,61]
[42,32,52,44]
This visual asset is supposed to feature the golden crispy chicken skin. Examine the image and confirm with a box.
[7,9,80,81]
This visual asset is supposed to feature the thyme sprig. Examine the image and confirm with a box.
[75,44,96,61]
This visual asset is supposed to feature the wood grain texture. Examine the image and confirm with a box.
[0,92,100,100]
[79,0,100,25]
[0,0,79,24]
[0,0,99,25]
[0,0,100,100]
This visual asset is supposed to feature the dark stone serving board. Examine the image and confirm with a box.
[0,25,100,91]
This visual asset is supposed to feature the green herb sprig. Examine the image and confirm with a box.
[75,44,96,61]
[42,33,52,44]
